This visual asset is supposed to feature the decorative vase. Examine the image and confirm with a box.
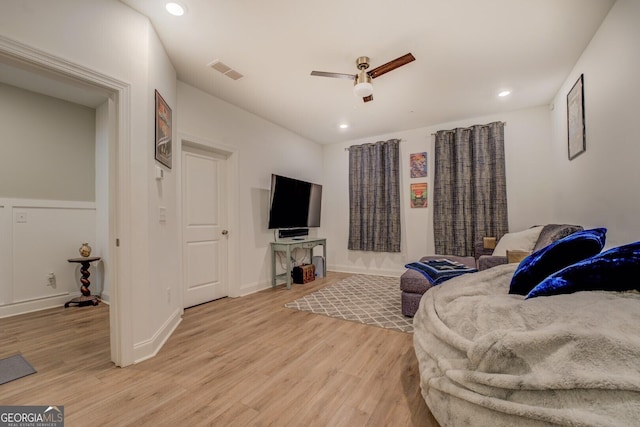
[79,243,92,257]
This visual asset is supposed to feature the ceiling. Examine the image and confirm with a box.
[118,0,614,144]
[4,1,615,145]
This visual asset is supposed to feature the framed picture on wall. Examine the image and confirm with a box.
[409,152,428,178]
[155,89,172,169]
[410,183,428,208]
[567,74,585,160]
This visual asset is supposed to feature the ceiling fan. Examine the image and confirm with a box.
[310,53,415,102]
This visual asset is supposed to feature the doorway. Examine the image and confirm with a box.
[181,145,229,307]
[179,135,240,304]
[0,36,131,366]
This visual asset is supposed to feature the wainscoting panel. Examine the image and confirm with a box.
[0,199,96,316]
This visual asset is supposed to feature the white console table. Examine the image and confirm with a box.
[270,238,326,289]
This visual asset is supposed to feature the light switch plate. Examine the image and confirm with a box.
[159,207,167,223]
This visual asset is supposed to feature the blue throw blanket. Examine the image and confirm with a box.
[405,259,478,285]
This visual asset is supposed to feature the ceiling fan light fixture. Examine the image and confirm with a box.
[353,71,373,98]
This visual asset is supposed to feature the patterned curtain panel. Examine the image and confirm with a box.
[433,122,508,256]
[348,139,401,252]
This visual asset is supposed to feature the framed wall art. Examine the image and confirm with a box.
[409,152,428,178]
[410,183,428,208]
[567,74,585,160]
[155,89,172,169]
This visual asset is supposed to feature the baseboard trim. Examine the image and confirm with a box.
[0,292,78,318]
[133,308,182,364]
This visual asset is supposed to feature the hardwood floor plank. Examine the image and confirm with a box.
[0,272,439,426]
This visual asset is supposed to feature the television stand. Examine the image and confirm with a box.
[270,238,326,289]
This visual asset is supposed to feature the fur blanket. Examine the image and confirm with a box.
[413,263,640,426]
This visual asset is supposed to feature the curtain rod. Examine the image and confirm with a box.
[430,121,506,136]
[344,138,403,151]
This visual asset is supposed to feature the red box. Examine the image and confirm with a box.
[292,264,315,284]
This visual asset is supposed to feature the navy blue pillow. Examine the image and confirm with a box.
[509,228,607,295]
[526,241,640,299]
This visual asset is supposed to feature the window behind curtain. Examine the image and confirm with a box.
[348,139,401,252]
[433,122,508,256]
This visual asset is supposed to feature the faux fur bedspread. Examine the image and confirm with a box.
[413,263,640,427]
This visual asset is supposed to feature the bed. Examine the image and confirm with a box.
[413,262,640,426]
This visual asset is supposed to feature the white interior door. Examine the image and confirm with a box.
[182,146,228,308]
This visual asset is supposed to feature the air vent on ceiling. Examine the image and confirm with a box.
[208,60,244,81]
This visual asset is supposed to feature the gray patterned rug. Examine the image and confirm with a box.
[284,274,413,333]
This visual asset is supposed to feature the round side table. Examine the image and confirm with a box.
[65,256,101,308]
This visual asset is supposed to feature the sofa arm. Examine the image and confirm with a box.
[477,255,508,271]
[474,239,495,260]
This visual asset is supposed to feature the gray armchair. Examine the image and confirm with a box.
[473,224,584,271]
[400,224,584,317]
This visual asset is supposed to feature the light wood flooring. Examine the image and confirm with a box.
[0,271,439,426]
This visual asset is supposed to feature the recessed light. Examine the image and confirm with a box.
[339,124,349,129]
[498,90,511,97]
[166,2,186,16]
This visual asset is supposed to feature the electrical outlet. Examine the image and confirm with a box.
[47,272,56,288]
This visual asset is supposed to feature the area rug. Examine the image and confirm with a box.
[0,354,37,385]
[285,274,413,333]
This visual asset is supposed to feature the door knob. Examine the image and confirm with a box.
[221,230,229,235]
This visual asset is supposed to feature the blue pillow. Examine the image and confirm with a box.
[526,241,640,299]
[509,228,607,295]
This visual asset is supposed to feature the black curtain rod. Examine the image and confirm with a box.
[344,139,403,151]
[430,121,506,136]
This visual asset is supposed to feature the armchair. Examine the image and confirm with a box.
[474,224,584,270]
[400,224,583,317]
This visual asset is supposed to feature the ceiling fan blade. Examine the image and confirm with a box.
[367,53,415,79]
[310,71,355,80]
[363,95,374,103]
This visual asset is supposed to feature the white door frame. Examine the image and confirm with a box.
[0,35,133,366]
[177,133,240,301]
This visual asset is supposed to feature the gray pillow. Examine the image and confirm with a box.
[532,224,583,253]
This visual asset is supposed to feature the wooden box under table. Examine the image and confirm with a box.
[292,264,315,284]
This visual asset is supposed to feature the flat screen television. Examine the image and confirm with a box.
[268,174,322,229]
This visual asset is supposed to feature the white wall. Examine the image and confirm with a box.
[0,199,96,317]
[322,0,640,276]
[0,83,95,201]
[133,21,181,361]
[177,82,324,295]
[0,83,100,315]
[322,106,554,276]
[549,0,640,249]
[0,0,180,365]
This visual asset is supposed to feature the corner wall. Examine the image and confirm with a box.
[0,84,95,200]
[0,0,181,365]
[177,81,324,295]
[549,0,640,248]
[322,106,554,276]
[0,84,98,316]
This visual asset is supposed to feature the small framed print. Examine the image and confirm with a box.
[155,90,172,169]
[410,152,428,178]
[567,74,585,160]
[410,183,428,208]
